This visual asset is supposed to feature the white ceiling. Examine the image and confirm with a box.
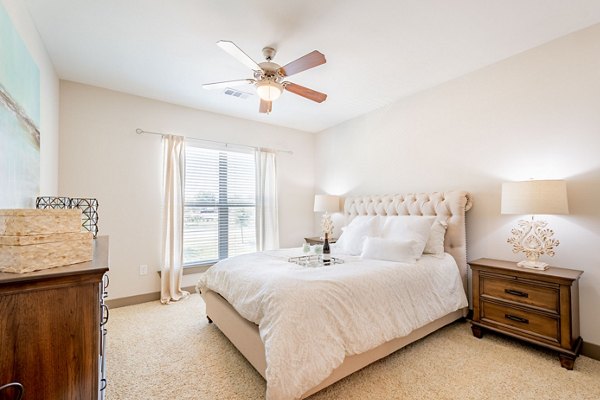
[24,0,600,133]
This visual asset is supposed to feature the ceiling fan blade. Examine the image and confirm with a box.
[202,79,255,90]
[278,50,326,77]
[259,99,272,114]
[217,40,262,71]
[284,83,327,103]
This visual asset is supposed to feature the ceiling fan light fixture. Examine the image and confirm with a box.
[256,80,283,101]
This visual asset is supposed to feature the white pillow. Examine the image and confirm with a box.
[335,216,380,255]
[361,237,421,263]
[381,216,435,257]
[423,219,448,258]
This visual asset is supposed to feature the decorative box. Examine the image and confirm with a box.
[0,209,83,236]
[0,209,93,273]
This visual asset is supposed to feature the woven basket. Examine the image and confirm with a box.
[0,232,93,273]
[0,209,92,273]
[0,209,82,235]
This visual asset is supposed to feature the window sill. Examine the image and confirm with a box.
[156,263,214,277]
[183,264,213,275]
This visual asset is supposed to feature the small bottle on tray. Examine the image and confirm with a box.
[323,233,331,265]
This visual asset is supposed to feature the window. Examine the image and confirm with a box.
[183,144,256,265]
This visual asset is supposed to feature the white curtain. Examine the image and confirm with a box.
[161,134,190,304]
[255,150,279,251]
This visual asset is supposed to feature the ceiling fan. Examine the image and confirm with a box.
[203,40,327,114]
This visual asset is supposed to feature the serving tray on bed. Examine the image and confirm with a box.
[287,255,344,267]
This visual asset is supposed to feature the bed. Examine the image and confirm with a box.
[198,191,472,399]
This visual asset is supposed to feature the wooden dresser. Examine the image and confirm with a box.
[470,258,582,369]
[0,237,109,399]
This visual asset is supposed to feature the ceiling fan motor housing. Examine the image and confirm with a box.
[255,61,281,79]
[255,57,284,101]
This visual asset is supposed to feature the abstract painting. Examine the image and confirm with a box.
[0,3,40,208]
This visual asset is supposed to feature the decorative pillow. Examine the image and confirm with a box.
[335,216,380,255]
[381,216,435,258]
[423,219,448,258]
[361,237,421,263]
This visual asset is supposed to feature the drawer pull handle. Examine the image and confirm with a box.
[505,314,529,324]
[505,289,529,298]
[0,383,24,400]
[100,304,110,326]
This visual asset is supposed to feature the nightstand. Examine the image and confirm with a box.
[470,258,583,369]
[304,237,337,245]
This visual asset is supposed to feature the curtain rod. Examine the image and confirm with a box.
[135,128,293,155]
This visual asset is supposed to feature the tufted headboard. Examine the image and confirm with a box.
[343,191,473,291]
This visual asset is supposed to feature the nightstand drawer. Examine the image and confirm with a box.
[481,301,559,343]
[481,273,559,313]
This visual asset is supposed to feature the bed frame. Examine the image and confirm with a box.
[201,190,472,398]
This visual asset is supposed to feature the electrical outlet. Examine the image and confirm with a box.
[139,264,148,275]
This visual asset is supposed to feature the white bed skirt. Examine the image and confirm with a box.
[202,289,467,399]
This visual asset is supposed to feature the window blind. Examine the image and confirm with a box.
[183,144,256,265]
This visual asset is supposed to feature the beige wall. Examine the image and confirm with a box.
[59,81,315,299]
[1,0,60,201]
[315,24,600,345]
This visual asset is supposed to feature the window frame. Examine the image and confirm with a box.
[182,143,257,267]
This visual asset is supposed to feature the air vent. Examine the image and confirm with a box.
[223,88,253,99]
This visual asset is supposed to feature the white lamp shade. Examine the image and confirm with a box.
[314,195,340,213]
[501,180,569,215]
[256,81,283,101]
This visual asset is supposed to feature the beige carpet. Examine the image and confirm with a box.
[106,293,600,399]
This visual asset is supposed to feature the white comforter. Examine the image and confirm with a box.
[197,249,468,400]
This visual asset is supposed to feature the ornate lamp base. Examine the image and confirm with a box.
[320,212,334,239]
[517,260,549,270]
[507,217,559,272]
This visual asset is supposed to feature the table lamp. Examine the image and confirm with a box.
[501,180,569,270]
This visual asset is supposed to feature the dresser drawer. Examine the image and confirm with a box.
[481,301,560,343]
[481,273,559,313]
